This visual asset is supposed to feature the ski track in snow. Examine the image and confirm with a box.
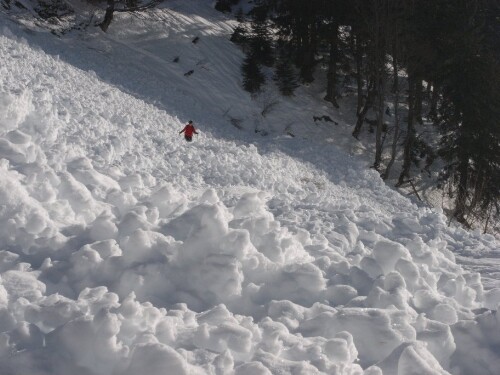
[0,1,500,375]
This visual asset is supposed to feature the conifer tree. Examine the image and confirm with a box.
[242,54,266,93]
[260,0,500,228]
[321,1,351,108]
[249,5,274,67]
[273,48,299,96]
[433,0,500,225]
[269,0,321,82]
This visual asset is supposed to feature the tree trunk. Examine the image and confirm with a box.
[354,35,364,116]
[299,21,318,83]
[324,24,340,108]
[372,0,387,171]
[454,156,469,224]
[100,0,115,32]
[414,78,423,124]
[397,77,415,186]
[383,55,400,180]
[373,75,385,170]
[352,79,375,139]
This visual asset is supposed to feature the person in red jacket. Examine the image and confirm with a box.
[179,120,199,142]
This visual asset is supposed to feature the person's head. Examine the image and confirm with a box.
[188,120,193,124]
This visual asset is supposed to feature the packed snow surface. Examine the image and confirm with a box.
[0,1,500,374]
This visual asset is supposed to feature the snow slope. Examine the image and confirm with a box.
[0,1,500,374]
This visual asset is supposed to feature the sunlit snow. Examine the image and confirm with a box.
[0,1,499,374]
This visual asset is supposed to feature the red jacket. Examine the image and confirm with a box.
[180,124,198,137]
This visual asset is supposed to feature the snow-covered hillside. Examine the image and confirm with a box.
[0,1,500,374]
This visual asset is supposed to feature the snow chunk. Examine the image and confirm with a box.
[1,270,45,302]
[372,240,412,275]
[123,343,190,375]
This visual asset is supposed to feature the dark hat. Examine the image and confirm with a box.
[188,120,193,124]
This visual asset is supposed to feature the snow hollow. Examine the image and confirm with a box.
[0,1,500,374]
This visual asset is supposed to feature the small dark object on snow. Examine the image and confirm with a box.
[173,56,179,63]
[192,36,200,44]
[215,0,232,13]
[184,70,194,77]
[313,115,338,125]
[365,118,377,133]
[255,129,269,136]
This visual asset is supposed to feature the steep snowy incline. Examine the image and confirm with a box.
[1,2,500,375]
